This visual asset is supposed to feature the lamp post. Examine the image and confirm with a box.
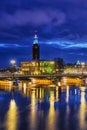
[10,60,16,79]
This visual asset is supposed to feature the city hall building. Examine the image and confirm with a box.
[20,33,56,75]
[20,60,56,75]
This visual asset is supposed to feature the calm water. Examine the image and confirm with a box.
[0,81,87,130]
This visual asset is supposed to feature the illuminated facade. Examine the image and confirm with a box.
[20,60,56,75]
[20,34,56,75]
[32,34,40,60]
[64,63,87,74]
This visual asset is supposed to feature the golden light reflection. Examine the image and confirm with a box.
[29,90,37,130]
[39,88,42,99]
[58,82,61,87]
[31,78,52,85]
[79,87,86,129]
[55,87,58,100]
[31,90,36,109]
[47,91,55,130]
[0,80,12,91]
[23,83,27,94]
[5,99,18,130]
[66,86,69,102]
[61,77,84,86]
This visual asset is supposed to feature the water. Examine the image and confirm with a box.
[0,82,87,130]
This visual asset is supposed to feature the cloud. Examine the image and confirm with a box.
[0,43,24,48]
[42,39,87,49]
[0,9,66,29]
[0,0,87,66]
[0,0,87,42]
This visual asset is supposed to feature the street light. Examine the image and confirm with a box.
[10,60,16,66]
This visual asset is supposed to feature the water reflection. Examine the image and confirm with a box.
[29,89,37,130]
[5,99,18,130]
[47,90,56,130]
[79,87,87,129]
[15,81,87,130]
[0,79,87,130]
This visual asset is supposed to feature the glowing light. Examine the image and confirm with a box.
[34,34,38,44]
[66,86,69,102]
[31,78,52,85]
[49,91,54,106]
[34,34,38,39]
[31,78,36,84]
[10,60,16,65]
[81,62,85,68]
[58,82,61,86]
[23,83,27,94]
[61,77,84,86]
[0,80,12,90]
[10,100,16,109]
[77,60,80,65]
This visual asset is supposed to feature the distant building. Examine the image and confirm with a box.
[32,34,40,60]
[20,60,56,75]
[64,62,87,74]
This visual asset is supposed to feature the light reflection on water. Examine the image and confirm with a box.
[79,87,87,130]
[29,90,37,130]
[5,99,18,130]
[47,90,56,130]
[0,79,87,130]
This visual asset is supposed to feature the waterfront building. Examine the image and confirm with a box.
[20,33,56,75]
[64,62,87,74]
[20,60,56,75]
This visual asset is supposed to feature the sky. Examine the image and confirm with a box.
[0,0,87,67]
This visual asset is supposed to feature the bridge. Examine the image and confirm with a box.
[0,73,87,80]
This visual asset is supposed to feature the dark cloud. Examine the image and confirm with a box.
[0,0,87,66]
[0,9,66,29]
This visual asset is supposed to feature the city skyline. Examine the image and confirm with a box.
[0,0,87,67]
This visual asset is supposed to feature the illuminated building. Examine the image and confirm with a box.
[20,33,56,75]
[20,60,56,75]
[32,34,40,60]
[64,62,87,74]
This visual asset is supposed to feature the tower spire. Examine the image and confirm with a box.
[33,31,38,44]
[32,31,40,60]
